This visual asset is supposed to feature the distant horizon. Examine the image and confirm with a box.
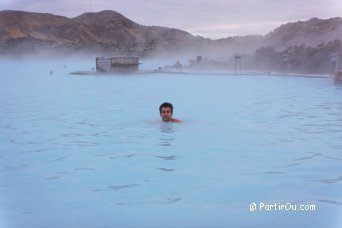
[1,0,341,39]
[1,9,341,40]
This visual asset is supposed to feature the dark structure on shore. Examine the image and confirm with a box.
[335,70,342,83]
[96,57,140,73]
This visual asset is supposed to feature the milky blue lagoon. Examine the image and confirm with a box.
[0,58,341,228]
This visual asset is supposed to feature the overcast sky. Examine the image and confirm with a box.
[1,0,341,39]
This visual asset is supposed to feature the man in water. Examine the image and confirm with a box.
[159,102,181,123]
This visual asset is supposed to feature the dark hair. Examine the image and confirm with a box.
[159,102,173,114]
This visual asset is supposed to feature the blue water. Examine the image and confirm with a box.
[0,58,342,228]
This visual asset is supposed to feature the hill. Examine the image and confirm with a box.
[263,17,342,50]
[0,10,198,55]
[0,10,341,61]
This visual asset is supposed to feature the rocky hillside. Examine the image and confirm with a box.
[0,10,88,42]
[0,10,341,57]
[0,10,198,55]
[72,10,196,47]
[263,17,342,50]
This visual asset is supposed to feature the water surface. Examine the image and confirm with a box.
[0,59,341,227]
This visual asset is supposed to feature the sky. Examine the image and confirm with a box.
[1,0,342,39]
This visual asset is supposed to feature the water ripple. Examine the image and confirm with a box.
[317,199,342,206]
[324,156,342,161]
[115,198,181,206]
[73,168,96,171]
[45,176,60,180]
[158,168,175,172]
[118,141,142,144]
[283,162,302,167]
[156,155,178,160]
[311,176,342,184]
[109,154,135,159]
[68,141,100,146]
[93,184,140,192]
[4,164,31,171]
[293,153,322,161]
[263,171,285,175]
[50,155,72,162]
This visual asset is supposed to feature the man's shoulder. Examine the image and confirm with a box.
[171,118,182,123]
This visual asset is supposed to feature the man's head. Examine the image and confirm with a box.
[159,102,174,122]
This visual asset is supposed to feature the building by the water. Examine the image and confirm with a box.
[96,57,140,73]
[335,70,342,83]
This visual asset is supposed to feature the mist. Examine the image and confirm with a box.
[2,38,341,77]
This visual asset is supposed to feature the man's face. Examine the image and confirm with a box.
[160,107,172,122]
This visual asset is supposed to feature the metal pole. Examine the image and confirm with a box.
[239,56,242,73]
[337,53,339,71]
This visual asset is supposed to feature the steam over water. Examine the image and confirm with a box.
[0,58,341,228]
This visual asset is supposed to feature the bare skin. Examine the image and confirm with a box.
[160,107,181,123]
